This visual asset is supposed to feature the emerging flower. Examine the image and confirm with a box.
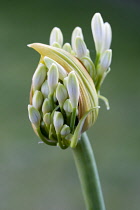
[28,13,112,149]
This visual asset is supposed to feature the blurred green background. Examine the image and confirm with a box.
[0,0,140,209]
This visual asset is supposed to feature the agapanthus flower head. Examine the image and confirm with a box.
[28,13,112,149]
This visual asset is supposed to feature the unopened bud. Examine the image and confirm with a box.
[75,37,87,58]
[56,83,68,107]
[48,64,59,94]
[81,57,95,79]
[44,56,67,80]
[101,22,112,53]
[91,13,104,54]
[67,71,80,108]
[99,49,112,73]
[41,80,49,98]
[52,42,61,48]
[63,76,68,88]
[63,43,72,53]
[49,27,63,47]
[43,113,51,125]
[42,98,53,114]
[60,124,70,136]
[53,111,64,133]
[71,27,84,52]
[63,99,73,113]
[28,105,41,128]
[32,63,47,91]
[65,133,73,141]
[32,90,43,110]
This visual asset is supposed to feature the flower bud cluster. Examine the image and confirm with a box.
[28,59,80,149]
[48,13,112,109]
[91,13,112,93]
[28,12,112,148]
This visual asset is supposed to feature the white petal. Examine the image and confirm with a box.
[100,49,112,72]
[67,71,80,108]
[44,56,67,80]
[75,37,87,58]
[91,13,105,53]
[49,27,63,47]
[101,22,112,53]
[71,27,84,52]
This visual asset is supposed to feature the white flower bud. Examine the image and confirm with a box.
[81,57,95,79]
[52,42,61,48]
[101,22,112,53]
[42,98,53,114]
[67,71,80,108]
[60,124,70,136]
[32,63,47,91]
[91,13,104,54]
[99,49,112,73]
[44,56,67,80]
[56,83,68,107]
[43,113,51,125]
[63,76,68,88]
[71,27,84,52]
[53,111,64,133]
[28,105,41,128]
[63,99,73,113]
[49,27,63,47]
[41,80,49,98]
[48,64,59,94]
[63,43,72,53]
[65,133,73,141]
[75,36,87,58]
[32,90,43,110]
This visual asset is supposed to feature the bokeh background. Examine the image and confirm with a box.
[0,0,140,209]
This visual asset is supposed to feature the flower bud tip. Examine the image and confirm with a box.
[28,105,41,128]
[27,44,31,48]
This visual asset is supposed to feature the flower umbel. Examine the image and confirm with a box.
[28,13,112,149]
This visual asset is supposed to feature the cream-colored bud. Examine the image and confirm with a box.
[63,43,72,53]
[44,56,67,80]
[63,77,68,88]
[56,83,68,107]
[60,124,70,136]
[101,22,112,53]
[71,27,84,52]
[91,13,104,54]
[67,71,80,108]
[49,27,63,47]
[28,105,41,128]
[48,64,59,94]
[42,98,53,114]
[52,42,61,48]
[99,49,112,73]
[63,99,73,113]
[41,80,49,98]
[32,90,43,110]
[81,57,95,79]
[75,37,87,58]
[53,111,64,133]
[65,133,73,141]
[32,63,47,91]
[43,113,51,125]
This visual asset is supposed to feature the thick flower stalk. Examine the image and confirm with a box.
[28,13,112,149]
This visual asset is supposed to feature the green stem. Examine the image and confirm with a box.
[70,107,77,133]
[72,132,106,210]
